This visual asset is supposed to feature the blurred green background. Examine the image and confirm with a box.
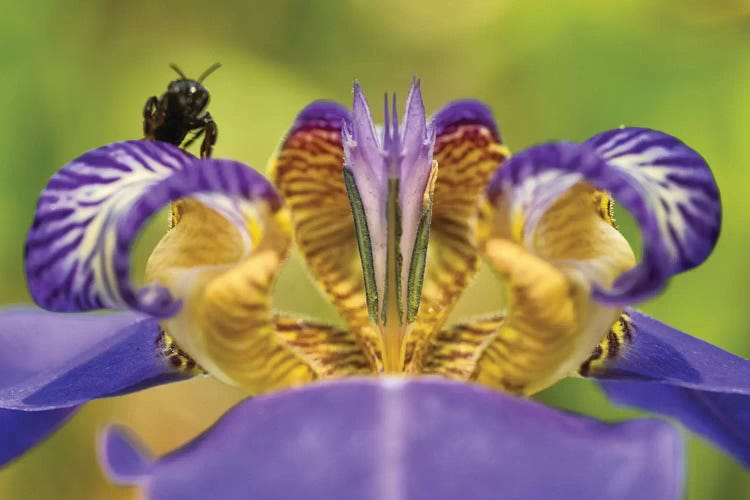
[1,0,749,497]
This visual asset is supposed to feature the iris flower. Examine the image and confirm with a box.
[1,80,746,499]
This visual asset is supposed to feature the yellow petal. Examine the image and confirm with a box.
[148,194,370,394]
[406,120,509,371]
[419,314,505,380]
[474,183,636,394]
[274,315,374,377]
[269,106,384,371]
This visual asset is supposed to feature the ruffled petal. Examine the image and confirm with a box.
[25,140,279,317]
[100,378,684,500]
[0,308,192,410]
[485,129,720,306]
[474,128,719,394]
[585,129,721,303]
[269,101,383,369]
[0,407,77,467]
[406,101,508,371]
[583,309,750,467]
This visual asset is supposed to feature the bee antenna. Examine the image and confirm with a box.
[198,63,222,83]
[169,63,188,80]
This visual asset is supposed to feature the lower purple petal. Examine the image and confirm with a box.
[0,308,194,410]
[100,378,683,500]
[0,407,78,467]
[589,308,750,467]
[601,381,750,468]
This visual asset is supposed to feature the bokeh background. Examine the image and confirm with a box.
[1,0,749,497]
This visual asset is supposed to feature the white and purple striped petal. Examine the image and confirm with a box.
[487,128,720,304]
[25,141,280,317]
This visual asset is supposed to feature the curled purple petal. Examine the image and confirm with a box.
[25,140,281,318]
[588,308,750,467]
[0,407,78,467]
[100,378,683,500]
[0,307,193,410]
[487,128,721,304]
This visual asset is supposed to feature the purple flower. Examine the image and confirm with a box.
[0,80,745,499]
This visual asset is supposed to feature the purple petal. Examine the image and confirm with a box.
[25,140,280,318]
[288,100,351,136]
[0,407,77,467]
[0,308,192,410]
[100,378,683,500]
[101,425,154,482]
[602,382,750,468]
[432,99,501,142]
[590,309,750,392]
[487,128,720,305]
[588,308,750,467]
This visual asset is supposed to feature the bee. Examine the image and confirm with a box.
[143,63,221,158]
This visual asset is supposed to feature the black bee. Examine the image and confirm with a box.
[143,63,220,158]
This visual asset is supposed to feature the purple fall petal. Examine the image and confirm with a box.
[589,308,750,467]
[487,128,721,305]
[0,308,192,410]
[0,407,78,467]
[25,140,280,318]
[100,378,683,500]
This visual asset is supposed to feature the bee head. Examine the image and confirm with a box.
[166,80,209,118]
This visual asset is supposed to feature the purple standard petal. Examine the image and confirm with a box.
[287,100,351,136]
[431,99,501,142]
[0,407,78,467]
[101,378,683,500]
[0,308,193,410]
[25,140,281,318]
[588,308,750,467]
[486,128,721,305]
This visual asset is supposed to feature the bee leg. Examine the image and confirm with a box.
[182,127,205,150]
[200,117,218,159]
[143,96,159,137]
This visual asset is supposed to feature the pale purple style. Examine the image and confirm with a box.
[0,88,747,498]
[101,379,684,500]
[342,80,436,318]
